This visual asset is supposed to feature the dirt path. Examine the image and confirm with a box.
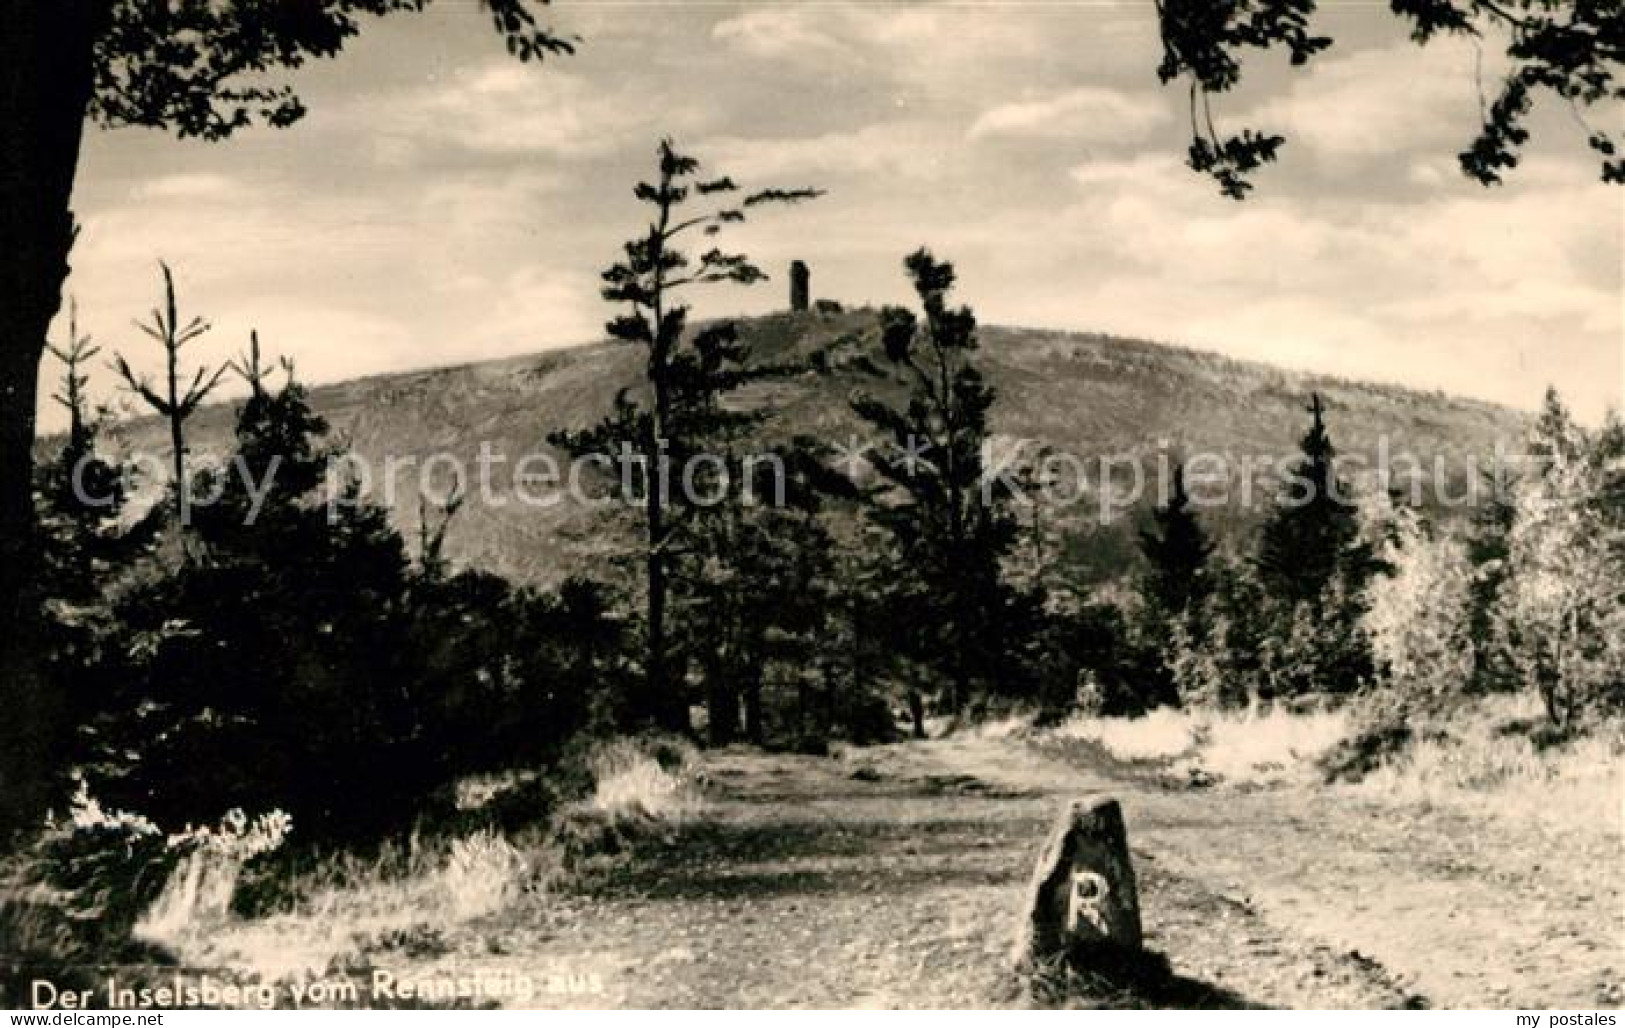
[371,734,1625,1009]
[879,735,1624,1010]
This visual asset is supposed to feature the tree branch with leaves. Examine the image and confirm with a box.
[1156,0,1624,197]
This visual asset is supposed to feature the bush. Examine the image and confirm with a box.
[1048,707,1196,762]
[546,735,708,869]
[1364,508,1475,713]
[11,782,289,968]
[32,783,175,939]
[1492,439,1625,728]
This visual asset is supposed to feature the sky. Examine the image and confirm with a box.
[44,0,1624,433]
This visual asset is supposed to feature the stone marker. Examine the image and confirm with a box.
[1015,795,1143,970]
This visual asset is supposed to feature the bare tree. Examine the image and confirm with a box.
[46,297,100,458]
[229,329,279,401]
[111,263,228,524]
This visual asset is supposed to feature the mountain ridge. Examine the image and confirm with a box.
[99,307,1529,587]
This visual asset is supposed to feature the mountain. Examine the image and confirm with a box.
[103,307,1526,588]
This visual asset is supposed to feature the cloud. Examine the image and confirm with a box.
[74,185,417,301]
[711,4,1154,97]
[460,265,605,356]
[1246,41,1485,166]
[132,173,243,202]
[969,88,1171,144]
[702,121,954,183]
[1042,150,1620,420]
[710,6,854,64]
[211,304,416,385]
[352,64,661,164]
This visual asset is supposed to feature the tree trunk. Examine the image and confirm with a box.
[644,502,686,732]
[821,652,837,737]
[167,328,187,523]
[743,661,764,746]
[0,0,101,843]
[704,657,739,746]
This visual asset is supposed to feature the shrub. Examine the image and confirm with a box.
[22,782,289,951]
[1190,706,1350,784]
[545,735,709,869]
[1493,431,1625,728]
[33,782,173,938]
[1364,508,1475,713]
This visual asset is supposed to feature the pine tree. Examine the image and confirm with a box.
[0,0,575,841]
[850,249,1029,712]
[686,501,834,745]
[545,576,626,732]
[35,309,150,798]
[1138,463,1215,619]
[416,483,466,585]
[1254,393,1377,695]
[550,139,818,732]
[1208,555,1271,707]
[46,299,97,468]
[685,439,851,746]
[191,354,331,551]
[97,354,431,838]
[1257,393,1370,605]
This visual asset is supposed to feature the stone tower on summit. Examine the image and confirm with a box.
[790,260,810,312]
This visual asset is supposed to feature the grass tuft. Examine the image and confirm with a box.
[1047,704,1352,785]
[1337,694,1624,831]
[582,736,706,822]
[438,830,527,922]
